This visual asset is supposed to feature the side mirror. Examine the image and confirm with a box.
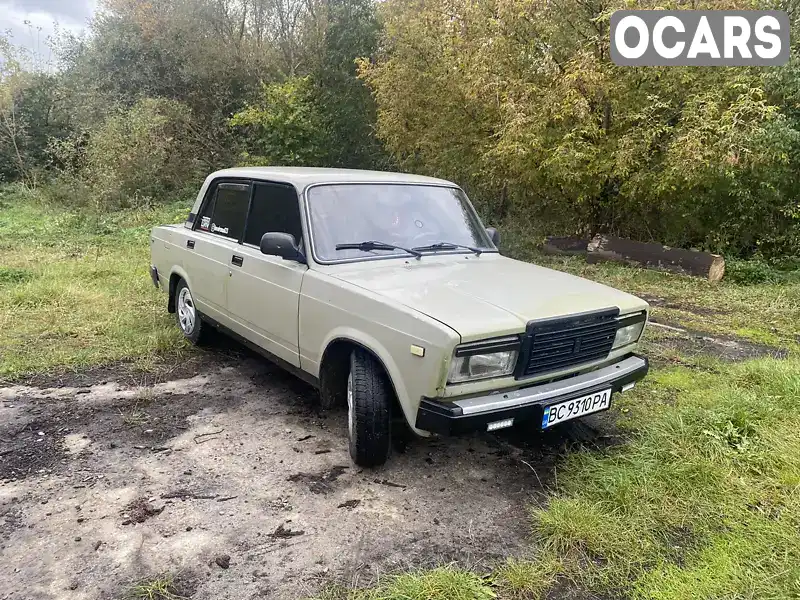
[260,232,305,262]
[486,227,500,248]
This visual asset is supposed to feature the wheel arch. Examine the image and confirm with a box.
[319,333,419,433]
[167,266,192,314]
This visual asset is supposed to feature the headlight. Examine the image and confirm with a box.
[447,336,520,384]
[613,313,646,349]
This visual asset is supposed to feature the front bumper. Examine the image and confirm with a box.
[415,354,648,435]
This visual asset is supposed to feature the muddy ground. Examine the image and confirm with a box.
[0,318,786,600]
[0,341,620,600]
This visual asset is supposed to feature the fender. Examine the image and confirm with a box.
[319,327,431,437]
[169,265,192,289]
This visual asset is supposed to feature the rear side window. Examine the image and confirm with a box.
[198,182,250,240]
[244,182,303,246]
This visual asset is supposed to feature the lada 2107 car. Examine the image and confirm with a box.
[150,167,650,466]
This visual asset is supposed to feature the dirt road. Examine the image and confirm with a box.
[0,343,616,600]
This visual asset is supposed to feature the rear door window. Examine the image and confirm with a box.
[198,182,250,241]
[244,182,303,246]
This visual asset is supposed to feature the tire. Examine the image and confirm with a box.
[174,279,207,345]
[347,348,392,467]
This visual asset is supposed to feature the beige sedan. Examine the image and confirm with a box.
[150,167,650,466]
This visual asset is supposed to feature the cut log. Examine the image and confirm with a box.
[586,235,725,282]
[541,236,590,256]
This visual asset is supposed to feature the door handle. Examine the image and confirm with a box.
[231,255,244,267]
[186,240,195,249]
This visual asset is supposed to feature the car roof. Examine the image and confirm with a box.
[207,167,458,189]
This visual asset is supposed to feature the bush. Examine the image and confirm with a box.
[35,175,93,209]
[725,258,800,285]
[229,77,331,167]
[71,98,203,210]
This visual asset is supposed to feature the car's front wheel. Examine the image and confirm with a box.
[175,279,207,345]
[347,349,392,467]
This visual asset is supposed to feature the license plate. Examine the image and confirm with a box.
[541,389,612,429]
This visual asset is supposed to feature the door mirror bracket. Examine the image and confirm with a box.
[486,227,500,248]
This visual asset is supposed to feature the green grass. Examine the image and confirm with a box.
[533,358,800,598]
[493,556,562,599]
[312,566,498,600]
[2,186,797,378]
[126,574,187,600]
[0,185,192,379]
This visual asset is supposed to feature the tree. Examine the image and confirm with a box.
[308,0,389,169]
[228,0,388,169]
[359,0,800,257]
[57,0,387,174]
[0,35,72,187]
[0,64,30,185]
[229,76,330,166]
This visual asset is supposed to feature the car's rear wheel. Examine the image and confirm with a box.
[347,348,392,467]
[175,279,206,345]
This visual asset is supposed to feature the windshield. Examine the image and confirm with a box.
[306,184,496,262]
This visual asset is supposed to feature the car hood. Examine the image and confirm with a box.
[326,254,649,341]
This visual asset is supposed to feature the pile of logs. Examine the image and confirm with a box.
[541,235,726,282]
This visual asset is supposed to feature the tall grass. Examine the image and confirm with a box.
[0,185,191,378]
[534,358,800,598]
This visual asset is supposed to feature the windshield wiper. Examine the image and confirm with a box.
[335,240,422,259]
[412,241,483,256]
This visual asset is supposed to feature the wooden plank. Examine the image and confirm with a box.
[541,236,590,256]
[586,235,725,281]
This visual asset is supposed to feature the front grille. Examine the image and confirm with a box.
[518,308,619,377]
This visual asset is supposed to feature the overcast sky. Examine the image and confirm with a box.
[1,0,98,63]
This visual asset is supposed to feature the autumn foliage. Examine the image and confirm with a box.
[0,0,799,257]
